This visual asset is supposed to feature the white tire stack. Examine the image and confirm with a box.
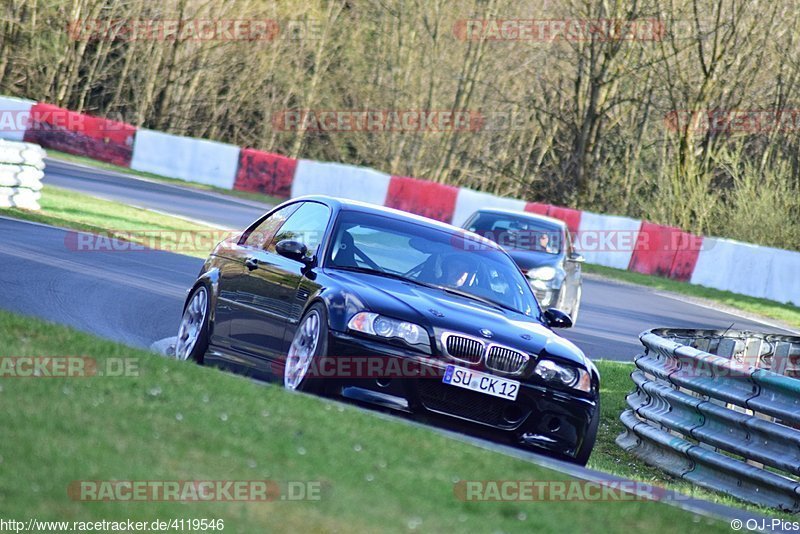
[0,140,46,210]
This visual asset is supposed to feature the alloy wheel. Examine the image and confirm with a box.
[284,310,321,390]
[175,287,208,361]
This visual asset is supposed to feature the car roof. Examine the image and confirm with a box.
[290,195,502,250]
[470,207,567,229]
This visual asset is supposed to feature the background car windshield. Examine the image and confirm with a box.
[327,210,540,316]
[466,212,562,255]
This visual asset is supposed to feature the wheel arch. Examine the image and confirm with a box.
[301,283,367,334]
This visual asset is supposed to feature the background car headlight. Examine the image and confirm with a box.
[348,312,426,346]
[527,266,557,281]
[534,359,592,392]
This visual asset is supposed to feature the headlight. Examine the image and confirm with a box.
[534,359,592,392]
[527,266,557,281]
[347,312,426,346]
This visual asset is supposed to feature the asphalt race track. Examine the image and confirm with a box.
[0,216,200,348]
[44,158,272,229]
[1,158,794,361]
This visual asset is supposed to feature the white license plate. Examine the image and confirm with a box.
[442,365,520,401]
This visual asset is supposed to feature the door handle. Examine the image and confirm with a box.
[245,257,259,271]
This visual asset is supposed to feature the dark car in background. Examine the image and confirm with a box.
[463,208,584,323]
[175,196,600,464]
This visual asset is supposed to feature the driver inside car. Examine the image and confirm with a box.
[439,254,478,288]
[536,231,557,254]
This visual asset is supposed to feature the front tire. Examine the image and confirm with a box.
[284,303,330,394]
[175,285,210,363]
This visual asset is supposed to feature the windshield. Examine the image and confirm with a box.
[325,210,540,317]
[465,212,563,255]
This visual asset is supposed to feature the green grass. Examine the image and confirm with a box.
[0,310,731,533]
[47,149,284,206]
[585,264,800,330]
[0,185,224,259]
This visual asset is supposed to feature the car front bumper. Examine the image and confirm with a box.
[327,330,598,460]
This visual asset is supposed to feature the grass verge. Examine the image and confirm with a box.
[584,264,800,330]
[0,310,732,533]
[0,185,223,259]
[46,150,284,206]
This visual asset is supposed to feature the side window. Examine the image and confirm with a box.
[241,204,299,249]
[268,202,331,258]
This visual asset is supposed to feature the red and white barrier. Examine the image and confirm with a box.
[0,96,35,142]
[131,129,239,189]
[545,205,582,235]
[3,93,798,307]
[524,202,582,234]
[691,238,800,306]
[763,248,800,306]
[23,103,135,167]
[291,159,390,205]
[628,222,703,282]
[384,176,459,222]
[576,211,642,270]
[234,148,297,198]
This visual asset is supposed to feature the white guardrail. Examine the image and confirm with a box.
[0,140,46,210]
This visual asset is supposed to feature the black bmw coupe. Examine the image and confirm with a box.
[176,196,600,464]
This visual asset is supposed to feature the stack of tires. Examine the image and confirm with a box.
[0,140,45,210]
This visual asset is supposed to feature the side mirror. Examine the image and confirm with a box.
[543,308,573,329]
[275,240,311,265]
[568,252,585,263]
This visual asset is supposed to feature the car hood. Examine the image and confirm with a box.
[507,250,563,272]
[326,270,588,368]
